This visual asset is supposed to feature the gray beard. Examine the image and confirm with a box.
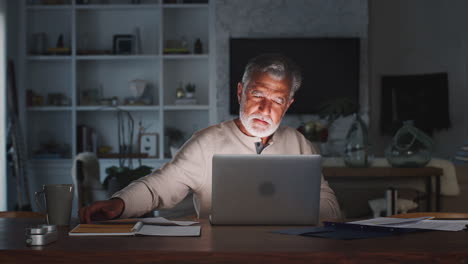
[239,97,280,138]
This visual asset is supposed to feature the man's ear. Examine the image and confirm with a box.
[237,82,243,104]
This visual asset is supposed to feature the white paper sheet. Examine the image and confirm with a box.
[349,217,468,232]
[137,217,199,226]
[136,225,201,236]
[351,217,433,226]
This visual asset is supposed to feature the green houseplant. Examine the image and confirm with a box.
[298,97,357,141]
[316,97,358,124]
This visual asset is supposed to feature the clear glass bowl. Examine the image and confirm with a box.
[385,121,434,168]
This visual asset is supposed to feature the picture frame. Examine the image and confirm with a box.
[113,34,134,55]
[139,133,159,158]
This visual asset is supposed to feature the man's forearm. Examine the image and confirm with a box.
[112,180,157,218]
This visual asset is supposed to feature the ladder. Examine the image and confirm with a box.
[7,60,30,210]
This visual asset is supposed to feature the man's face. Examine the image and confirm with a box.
[238,72,294,138]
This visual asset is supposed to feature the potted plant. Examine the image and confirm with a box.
[185,83,196,98]
[102,110,154,196]
[316,97,357,124]
[298,97,357,155]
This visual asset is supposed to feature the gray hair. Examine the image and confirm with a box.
[241,53,302,99]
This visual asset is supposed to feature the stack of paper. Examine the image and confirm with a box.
[349,217,468,231]
[69,217,201,237]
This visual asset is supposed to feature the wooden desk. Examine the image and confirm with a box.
[1,217,467,264]
[323,167,443,211]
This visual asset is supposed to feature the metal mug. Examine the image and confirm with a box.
[35,184,74,226]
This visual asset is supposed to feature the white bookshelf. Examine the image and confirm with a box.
[20,0,215,166]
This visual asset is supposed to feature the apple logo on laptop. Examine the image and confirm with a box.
[259,181,275,196]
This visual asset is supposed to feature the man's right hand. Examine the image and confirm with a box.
[79,198,125,224]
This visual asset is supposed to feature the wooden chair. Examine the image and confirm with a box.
[391,212,468,219]
[0,211,46,218]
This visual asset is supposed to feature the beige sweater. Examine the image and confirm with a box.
[113,120,341,220]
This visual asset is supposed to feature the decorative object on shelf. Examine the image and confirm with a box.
[174,82,197,105]
[33,94,44,106]
[99,96,119,106]
[113,34,134,55]
[98,145,112,155]
[129,79,148,97]
[47,33,71,55]
[56,34,64,48]
[125,79,152,105]
[47,93,70,106]
[194,38,203,54]
[180,36,188,50]
[185,83,196,98]
[111,96,119,106]
[343,113,372,167]
[385,120,434,168]
[27,90,45,106]
[30,32,48,55]
[34,140,70,159]
[99,98,112,106]
[79,88,100,105]
[133,27,142,54]
[164,39,190,54]
[453,141,468,164]
[176,81,186,99]
[138,133,159,158]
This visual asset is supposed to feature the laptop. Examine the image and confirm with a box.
[210,154,322,225]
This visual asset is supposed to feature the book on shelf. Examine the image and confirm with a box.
[77,125,98,153]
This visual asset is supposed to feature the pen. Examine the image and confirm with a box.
[132,222,144,232]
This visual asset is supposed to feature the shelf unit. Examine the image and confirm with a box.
[19,0,215,168]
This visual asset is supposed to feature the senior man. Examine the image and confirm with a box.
[79,53,341,223]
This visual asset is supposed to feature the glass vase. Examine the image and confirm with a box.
[385,121,434,168]
[343,114,372,167]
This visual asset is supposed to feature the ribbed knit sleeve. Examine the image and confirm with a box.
[112,137,206,218]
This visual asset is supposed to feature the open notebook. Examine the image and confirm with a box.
[69,217,201,237]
